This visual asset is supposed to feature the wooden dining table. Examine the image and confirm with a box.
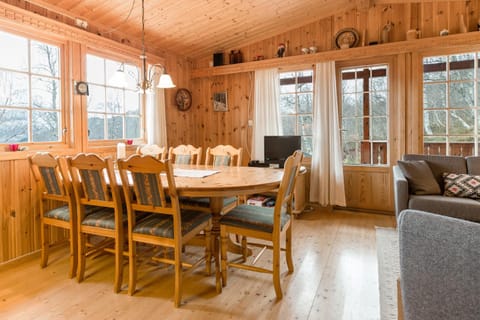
[170,164,283,230]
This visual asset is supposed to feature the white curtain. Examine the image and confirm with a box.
[252,68,282,161]
[146,89,168,146]
[310,62,346,207]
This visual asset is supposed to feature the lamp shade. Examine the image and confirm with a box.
[157,74,176,88]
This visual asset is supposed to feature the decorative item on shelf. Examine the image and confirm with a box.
[8,144,19,152]
[175,88,192,111]
[440,29,449,36]
[477,18,480,31]
[335,28,360,49]
[108,0,175,94]
[253,55,264,61]
[301,47,310,54]
[229,50,242,64]
[381,21,394,43]
[213,52,224,66]
[126,139,133,145]
[309,46,318,53]
[213,91,228,112]
[406,29,421,40]
[276,43,286,57]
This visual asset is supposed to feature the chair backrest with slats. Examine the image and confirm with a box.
[29,152,72,202]
[67,153,122,219]
[273,150,303,232]
[168,144,202,165]
[117,155,181,238]
[136,144,167,160]
[205,145,243,167]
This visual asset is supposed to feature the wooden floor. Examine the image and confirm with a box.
[0,207,396,320]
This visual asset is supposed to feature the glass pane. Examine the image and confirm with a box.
[107,115,123,139]
[297,81,312,92]
[342,78,356,94]
[87,85,106,112]
[0,109,28,142]
[449,109,474,135]
[0,71,29,107]
[280,84,295,94]
[297,93,312,114]
[124,64,139,90]
[370,92,387,116]
[86,54,105,85]
[298,115,312,135]
[106,87,124,113]
[343,141,361,164]
[279,94,295,114]
[301,136,312,157]
[32,110,59,142]
[342,118,363,142]
[88,113,105,140]
[423,56,447,82]
[449,53,474,81]
[281,115,296,135]
[31,41,59,77]
[370,75,387,91]
[449,82,474,108]
[31,76,60,109]
[125,90,140,114]
[424,110,446,135]
[423,83,446,109]
[126,116,140,139]
[371,117,387,140]
[0,31,28,72]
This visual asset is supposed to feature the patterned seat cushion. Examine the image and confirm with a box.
[44,205,71,221]
[44,204,101,222]
[219,204,290,233]
[133,210,212,238]
[81,207,127,229]
[179,196,237,209]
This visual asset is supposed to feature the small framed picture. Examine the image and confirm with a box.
[213,91,228,112]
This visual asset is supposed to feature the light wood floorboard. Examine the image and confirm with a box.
[0,207,396,320]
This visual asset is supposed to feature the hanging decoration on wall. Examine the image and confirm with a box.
[213,92,228,112]
[175,88,192,111]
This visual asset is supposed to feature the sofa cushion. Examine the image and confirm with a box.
[443,173,480,199]
[403,154,467,191]
[397,160,441,195]
[466,156,480,175]
[408,194,480,222]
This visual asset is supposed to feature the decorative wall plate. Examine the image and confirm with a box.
[175,88,192,111]
[335,28,360,49]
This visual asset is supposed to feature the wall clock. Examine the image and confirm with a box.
[75,81,89,95]
[175,88,192,111]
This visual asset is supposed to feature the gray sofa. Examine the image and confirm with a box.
[393,154,480,222]
[398,209,480,320]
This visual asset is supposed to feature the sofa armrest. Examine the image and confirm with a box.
[398,210,480,320]
[393,165,409,219]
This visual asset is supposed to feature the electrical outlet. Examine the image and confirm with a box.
[248,119,253,127]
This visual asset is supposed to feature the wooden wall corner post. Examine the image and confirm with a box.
[397,277,404,320]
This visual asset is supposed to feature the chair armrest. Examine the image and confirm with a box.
[398,210,480,320]
[393,165,409,219]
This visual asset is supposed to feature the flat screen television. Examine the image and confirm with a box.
[264,135,301,168]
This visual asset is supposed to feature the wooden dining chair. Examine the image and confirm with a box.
[182,145,244,213]
[67,153,126,293]
[117,155,213,307]
[168,144,202,165]
[219,150,303,299]
[28,152,78,278]
[136,144,167,160]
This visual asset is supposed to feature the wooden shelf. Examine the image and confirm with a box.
[191,32,480,79]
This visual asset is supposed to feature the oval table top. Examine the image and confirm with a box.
[172,164,283,198]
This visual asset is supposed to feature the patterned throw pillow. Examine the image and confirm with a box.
[443,173,480,199]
